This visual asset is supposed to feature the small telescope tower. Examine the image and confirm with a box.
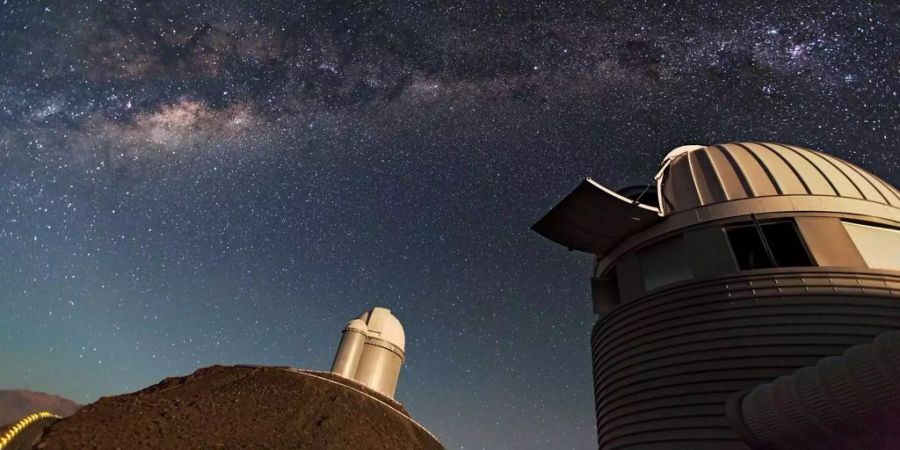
[331,307,405,399]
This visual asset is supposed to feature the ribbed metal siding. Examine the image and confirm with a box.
[659,142,900,214]
[590,270,900,449]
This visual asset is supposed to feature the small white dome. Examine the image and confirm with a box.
[357,307,405,353]
[344,318,368,333]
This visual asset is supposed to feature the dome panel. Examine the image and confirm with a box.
[662,154,701,211]
[717,143,778,197]
[687,149,727,205]
[765,143,836,196]
[359,307,405,353]
[704,146,749,201]
[836,159,885,201]
[744,142,808,195]
[658,142,900,215]
[857,164,900,206]
[792,145,865,199]
[814,150,898,206]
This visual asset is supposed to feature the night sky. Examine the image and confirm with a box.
[1,1,898,448]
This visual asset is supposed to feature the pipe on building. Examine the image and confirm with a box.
[727,330,900,449]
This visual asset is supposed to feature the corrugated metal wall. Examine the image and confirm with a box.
[590,270,900,449]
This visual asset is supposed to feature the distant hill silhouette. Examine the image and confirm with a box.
[0,390,80,425]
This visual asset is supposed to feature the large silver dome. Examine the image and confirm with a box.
[656,142,900,215]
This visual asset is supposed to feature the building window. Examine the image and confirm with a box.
[725,220,813,270]
[842,221,900,270]
[726,226,773,270]
[591,267,621,314]
[638,236,693,291]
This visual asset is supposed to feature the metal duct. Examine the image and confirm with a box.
[728,330,900,450]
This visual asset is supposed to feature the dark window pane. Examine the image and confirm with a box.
[762,222,813,267]
[592,267,620,314]
[726,225,774,270]
[638,237,693,290]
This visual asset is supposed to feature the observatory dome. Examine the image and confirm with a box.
[656,142,900,215]
[331,307,407,399]
[357,307,405,353]
[534,141,900,449]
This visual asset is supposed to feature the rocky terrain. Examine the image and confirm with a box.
[35,365,442,449]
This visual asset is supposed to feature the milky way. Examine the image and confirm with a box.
[1,1,897,448]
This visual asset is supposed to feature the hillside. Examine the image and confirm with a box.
[0,390,80,425]
[36,365,442,449]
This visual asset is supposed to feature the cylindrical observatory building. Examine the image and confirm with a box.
[533,142,900,449]
[331,307,406,399]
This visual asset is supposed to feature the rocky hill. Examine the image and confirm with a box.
[35,365,442,449]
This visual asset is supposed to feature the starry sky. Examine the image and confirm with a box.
[0,1,897,448]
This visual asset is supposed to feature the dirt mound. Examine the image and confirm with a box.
[35,365,442,449]
[0,390,80,425]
